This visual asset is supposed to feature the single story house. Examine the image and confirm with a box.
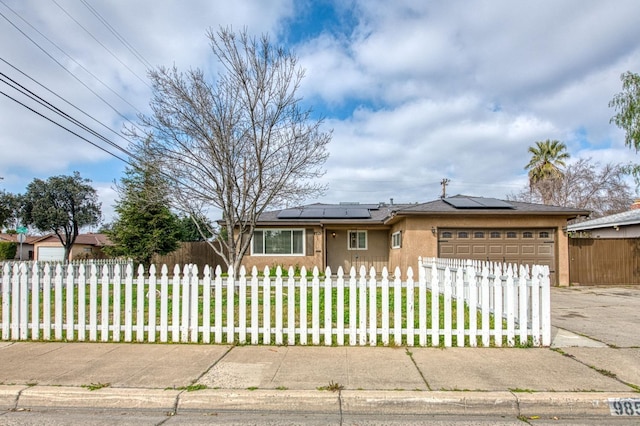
[242,195,589,286]
[32,233,112,262]
[567,201,640,285]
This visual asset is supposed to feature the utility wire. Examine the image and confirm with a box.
[0,73,213,202]
[51,0,151,89]
[0,88,132,166]
[0,72,135,162]
[80,0,153,70]
[0,10,145,135]
[0,57,133,150]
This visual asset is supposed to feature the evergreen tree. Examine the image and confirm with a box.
[105,163,180,267]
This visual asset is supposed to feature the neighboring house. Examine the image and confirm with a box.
[567,204,640,238]
[32,233,112,262]
[567,201,640,285]
[243,195,589,286]
[0,233,38,261]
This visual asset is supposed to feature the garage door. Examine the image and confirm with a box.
[438,228,555,280]
[38,247,66,262]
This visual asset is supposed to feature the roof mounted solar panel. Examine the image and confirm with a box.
[277,206,373,219]
[344,208,371,218]
[443,197,482,208]
[475,198,514,208]
[443,197,514,209]
[277,209,303,218]
[299,209,325,218]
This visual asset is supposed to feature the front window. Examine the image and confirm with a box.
[348,230,367,250]
[252,229,304,255]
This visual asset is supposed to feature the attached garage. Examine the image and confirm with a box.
[438,228,556,280]
[385,196,589,286]
[37,246,66,262]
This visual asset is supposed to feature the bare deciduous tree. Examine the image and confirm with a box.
[127,28,331,274]
[509,158,633,217]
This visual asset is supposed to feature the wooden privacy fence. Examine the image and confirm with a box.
[1,258,550,347]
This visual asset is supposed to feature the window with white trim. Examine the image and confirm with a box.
[391,231,402,249]
[252,229,304,255]
[348,230,367,250]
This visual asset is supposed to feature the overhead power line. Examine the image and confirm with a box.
[51,0,151,89]
[0,87,132,166]
[0,5,145,132]
[0,70,134,165]
[80,0,153,70]
[0,57,132,149]
[0,66,214,203]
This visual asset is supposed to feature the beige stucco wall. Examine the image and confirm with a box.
[393,214,572,286]
[326,228,389,274]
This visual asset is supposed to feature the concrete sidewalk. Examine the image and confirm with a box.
[0,336,637,418]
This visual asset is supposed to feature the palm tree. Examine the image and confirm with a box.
[524,139,570,204]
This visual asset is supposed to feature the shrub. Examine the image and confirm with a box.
[0,242,17,260]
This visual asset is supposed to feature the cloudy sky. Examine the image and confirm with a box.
[1,0,639,226]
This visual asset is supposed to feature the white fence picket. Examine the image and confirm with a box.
[286,269,295,346]
[54,264,62,340]
[368,267,376,346]
[0,258,551,348]
[214,266,223,343]
[263,267,271,345]
[2,264,10,340]
[149,265,157,343]
[102,265,111,342]
[160,265,169,343]
[202,266,211,344]
[348,268,356,346]
[89,265,97,341]
[299,268,308,345]
[275,268,284,346]
[190,265,199,342]
[324,269,333,346]
[380,267,389,346]
[20,264,29,340]
[250,267,259,345]
[336,267,345,346]
[239,266,248,344]
[32,263,40,341]
[358,266,367,346]
[406,267,414,347]
[112,265,121,342]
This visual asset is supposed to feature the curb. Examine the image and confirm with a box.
[2,385,636,417]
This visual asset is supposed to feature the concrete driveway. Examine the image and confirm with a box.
[551,286,640,348]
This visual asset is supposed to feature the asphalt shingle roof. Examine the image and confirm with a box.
[257,196,589,225]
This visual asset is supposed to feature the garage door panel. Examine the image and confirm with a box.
[537,244,553,255]
[504,245,519,255]
[439,244,454,256]
[488,245,503,255]
[439,228,556,283]
[455,245,471,255]
[472,246,487,255]
[521,245,536,255]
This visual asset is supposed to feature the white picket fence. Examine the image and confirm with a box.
[0,258,550,347]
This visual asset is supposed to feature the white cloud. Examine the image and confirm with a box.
[2,0,640,219]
